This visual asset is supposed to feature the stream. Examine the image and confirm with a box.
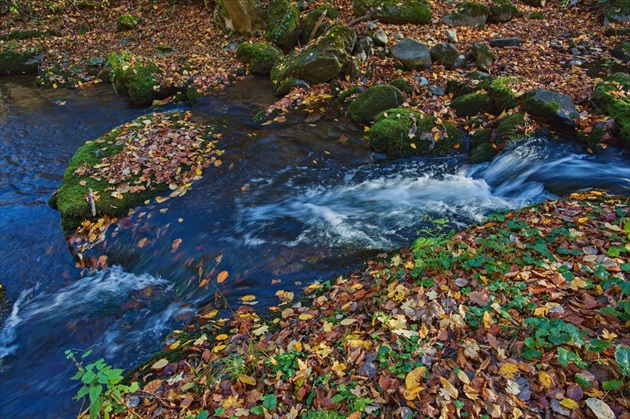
[0,75,629,418]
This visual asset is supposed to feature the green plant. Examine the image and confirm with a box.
[411,216,456,275]
[65,349,140,419]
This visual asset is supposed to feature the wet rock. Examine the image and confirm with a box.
[443,2,489,27]
[347,84,405,124]
[612,41,630,63]
[390,38,432,70]
[265,0,301,51]
[430,43,461,69]
[353,0,432,24]
[521,88,578,131]
[0,48,44,75]
[490,37,522,47]
[471,42,495,71]
[236,42,283,75]
[270,25,356,96]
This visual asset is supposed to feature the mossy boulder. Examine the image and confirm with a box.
[612,41,630,64]
[601,0,630,23]
[265,0,301,51]
[471,42,495,71]
[451,92,495,117]
[301,6,339,44]
[270,25,356,96]
[488,0,520,23]
[369,108,465,155]
[213,0,264,36]
[592,72,630,148]
[390,78,413,94]
[522,0,545,7]
[116,14,140,32]
[0,46,44,75]
[488,78,517,112]
[347,84,405,124]
[352,0,432,24]
[470,141,497,163]
[496,112,525,142]
[430,43,462,69]
[236,42,283,74]
[56,113,218,232]
[470,112,524,162]
[108,52,168,106]
[521,89,578,131]
[443,2,489,27]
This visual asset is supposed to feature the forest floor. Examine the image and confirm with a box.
[1,1,629,418]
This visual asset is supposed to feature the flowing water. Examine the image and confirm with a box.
[0,75,628,418]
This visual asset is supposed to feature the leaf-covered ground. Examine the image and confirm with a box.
[118,191,629,418]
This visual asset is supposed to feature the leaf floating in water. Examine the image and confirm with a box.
[217,270,228,283]
[241,295,256,302]
[137,238,149,248]
[171,238,182,251]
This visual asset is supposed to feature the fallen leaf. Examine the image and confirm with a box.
[151,358,168,369]
[585,398,615,419]
[217,270,228,283]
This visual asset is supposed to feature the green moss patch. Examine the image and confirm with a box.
[116,14,140,32]
[451,92,495,117]
[0,44,43,75]
[347,84,405,124]
[353,0,432,24]
[265,0,302,51]
[56,112,222,232]
[108,51,169,106]
[236,42,283,75]
[592,72,630,148]
[369,108,464,155]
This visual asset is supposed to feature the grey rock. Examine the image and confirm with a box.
[392,33,404,40]
[471,42,495,71]
[522,0,545,6]
[429,85,445,96]
[446,29,458,43]
[372,29,388,47]
[521,89,578,130]
[355,37,375,60]
[443,2,489,27]
[430,42,460,69]
[390,38,432,70]
[366,21,378,30]
[415,76,429,86]
[489,37,522,47]
[612,41,630,63]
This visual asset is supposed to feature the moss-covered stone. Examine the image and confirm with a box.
[0,29,61,41]
[488,0,520,23]
[369,108,465,155]
[265,0,301,51]
[471,142,498,163]
[496,112,525,142]
[601,0,630,23]
[301,6,339,44]
[35,66,79,87]
[592,72,630,148]
[389,78,413,94]
[521,88,578,131]
[444,2,489,27]
[338,86,365,104]
[430,43,461,69]
[446,79,475,98]
[270,25,356,96]
[612,41,630,63]
[116,14,140,32]
[488,78,517,113]
[236,42,283,74]
[347,84,405,124]
[451,92,495,117]
[0,45,44,75]
[353,0,432,24]
[471,42,495,71]
[274,78,310,96]
[529,11,544,19]
[108,51,168,106]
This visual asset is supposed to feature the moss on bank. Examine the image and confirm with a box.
[592,72,630,148]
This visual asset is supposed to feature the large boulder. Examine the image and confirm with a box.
[213,0,264,36]
[265,0,301,51]
[236,42,283,74]
[521,89,578,131]
[430,43,463,69]
[390,38,432,70]
[347,84,405,124]
[369,108,465,155]
[487,78,517,112]
[612,41,630,64]
[353,0,432,24]
[270,25,356,96]
[592,72,630,148]
[451,92,495,117]
[601,0,630,23]
[443,2,489,27]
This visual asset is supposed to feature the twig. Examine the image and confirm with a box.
[87,188,96,216]
[307,9,327,44]
[70,1,92,30]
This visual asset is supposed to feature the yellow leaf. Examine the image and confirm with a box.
[323,320,333,332]
[533,306,549,317]
[299,313,313,321]
[137,238,149,248]
[483,311,493,328]
[539,371,553,388]
[405,366,426,397]
[332,360,347,377]
[212,344,226,353]
[52,83,58,89]
[578,217,589,223]
[499,363,519,380]
[151,358,169,369]
[410,143,417,149]
[340,318,357,326]
[171,238,182,251]
[601,329,617,340]
[439,376,459,399]
[217,270,228,283]
[169,340,180,350]
[216,334,229,341]
[560,399,579,410]
[238,374,256,386]
[155,196,168,203]
[252,325,268,336]
[456,369,471,385]
[241,295,256,302]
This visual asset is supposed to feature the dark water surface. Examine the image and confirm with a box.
[1,75,629,418]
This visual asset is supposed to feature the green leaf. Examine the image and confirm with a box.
[575,374,591,387]
[602,380,622,391]
[196,411,210,419]
[215,407,225,415]
[71,370,83,380]
[81,370,96,384]
[89,396,103,419]
[76,385,89,399]
[251,406,264,415]
[586,338,613,353]
[521,348,542,360]
[557,347,572,366]
[81,349,93,359]
[615,345,630,377]
[262,394,277,410]
[88,384,102,403]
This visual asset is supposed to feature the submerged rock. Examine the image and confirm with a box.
[353,0,432,24]
[270,25,356,96]
[347,84,405,124]
[521,88,578,131]
[390,38,432,70]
